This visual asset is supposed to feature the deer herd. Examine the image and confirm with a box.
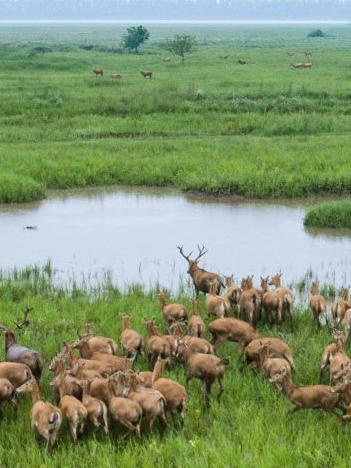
[0,245,350,450]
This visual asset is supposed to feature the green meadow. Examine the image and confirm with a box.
[0,266,349,467]
[0,24,351,202]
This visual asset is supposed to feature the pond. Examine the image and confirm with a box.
[0,186,350,292]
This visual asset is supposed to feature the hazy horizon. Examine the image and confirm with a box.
[0,0,350,22]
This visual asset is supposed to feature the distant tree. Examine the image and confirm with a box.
[308,29,328,38]
[165,34,196,61]
[122,25,150,53]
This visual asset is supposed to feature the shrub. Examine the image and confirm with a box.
[308,29,328,38]
[304,201,351,229]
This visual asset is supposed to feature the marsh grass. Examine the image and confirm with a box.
[0,265,350,466]
[304,200,351,229]
[0,24,351,203]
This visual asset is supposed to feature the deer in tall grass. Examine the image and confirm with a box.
[140,70,152,78]
[120,314,144,359]
[59,394,88,443]
[93,68,103,76]
[188,300,206,338]
[158,291,188,326]
[332,287,350,325]
[16,378,62,450]
[72,323,117,358]
[309,282,328,327]
[208,317,260,350]
[244,336,294,370]
[269,274,294,328]
[77,380,109,434]
[177,245,224,297]
[206,282,230,319]
[144,319,176,367]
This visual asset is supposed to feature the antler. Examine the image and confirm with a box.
[14,306,32,330]
[177,245,193,262]
[194,244,208,262]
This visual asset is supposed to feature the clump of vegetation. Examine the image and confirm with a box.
[308,29,328,38]
[122,25,150,54]
[164,34,196,61]
[304,201,351,229]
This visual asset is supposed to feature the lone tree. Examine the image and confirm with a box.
[122,25,150,53]
[165,34,196,61]
[308,29,327,38]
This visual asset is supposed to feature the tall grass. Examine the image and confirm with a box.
[0,24,351,203]
[0,265,350,466]
[304,200,351,229]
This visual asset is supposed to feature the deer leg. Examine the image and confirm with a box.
[70,423,78,443]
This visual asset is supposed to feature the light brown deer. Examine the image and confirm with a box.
[269,274,294,327]
[16,378,62,450]
[177,245,224,297]
[239,276,262,325]
[152,358,187,423]
[77,380,108,434]
[208,317,260,350]
[271,369,343,417]
[59,395,88,443]
[309,282,327,327]
[332,287,350,324]
[144,319,174,367]
[158,291,188,325]
[260,276,283,324]
[219,54,229,59]
[0,362,32,388]
[224,275,241,312]
[256,344,292,389]
[319,330,346,380]
[73,324,117,358]
[188,300,206,338]
[110,74,122,80]
[140,70,152,78]
[206,282,230,319]
[244,337,294,370]
[0,378,17,415]
[120,314,144,359]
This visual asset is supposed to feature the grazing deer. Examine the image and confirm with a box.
[93,68,103,77]
[177,245,224,297]
[238,59,247,64]
[309,282,327,327]
[110,74,122,80]
[3,329,43,381]
[188,300,206,338]
[16,378,62,451]
[140,70,152,79]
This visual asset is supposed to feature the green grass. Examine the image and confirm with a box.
[0,265,350,467]
[304,200,351,229]
[0,24,351,202]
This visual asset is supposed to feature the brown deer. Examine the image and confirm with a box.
[269,274,294,327]
[239,276,262,325]
[332,287,350,324]
[260,276,282,324]
[188,300,206,338]
[120,314,144,359]
[140,70,152,79]
[110,74,122,80]
[219,54,229,59]
[162,57,171,62]
[0,378,17,415]
[73,324,117,358]
[287,52,296,56]
[244,337,294,370]
[16,378,62,450]
[238,59,247,64]
[309,282,328,327]
[93,68,103,76]
[77,380,109,434]
[177,245,224,297]
[304,51,312,57]
[224,275,241,312]
[59,395,88,443]
[158,291,188,325]
[208,317,260,350]
[144,319,175,367]
[206,282,230,319]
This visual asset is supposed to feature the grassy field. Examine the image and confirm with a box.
[304,200,351,229]
[0,266,349,467]
[1,24,351,202]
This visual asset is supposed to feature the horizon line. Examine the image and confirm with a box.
[0,19,350,25]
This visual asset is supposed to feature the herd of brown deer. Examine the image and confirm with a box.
[0,246,350,450]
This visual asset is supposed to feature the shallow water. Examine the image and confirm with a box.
[0,186,350,291]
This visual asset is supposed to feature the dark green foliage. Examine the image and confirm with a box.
[122,25,150,53]
[308,29,328,38]
[165,34,196,61]
[304,201,351,229]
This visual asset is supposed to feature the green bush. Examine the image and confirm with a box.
[304,201,351,229]
[308,29,328,38]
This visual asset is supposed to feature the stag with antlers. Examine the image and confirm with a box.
[177,245,224,297]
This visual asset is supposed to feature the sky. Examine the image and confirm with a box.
[0,0,350,21]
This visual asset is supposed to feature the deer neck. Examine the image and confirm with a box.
[31,384,42,404]
[281,377,295,399]
[152,361,163,383]
[159,296,167,310]
[122,317,130,331]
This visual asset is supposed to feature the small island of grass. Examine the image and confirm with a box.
[304,200,351,229]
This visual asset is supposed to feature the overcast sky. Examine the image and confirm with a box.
[0,0,350,21]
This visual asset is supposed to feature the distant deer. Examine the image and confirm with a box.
[93,68,103,77]
[110,74,122,80]
[140,70,153,79]
[162,57,171,63]
[291,63,313,69]
[177,245,224,297]
[309,282,327,327]
[287,52,296,56]
[304,51,312,57]
[219,54,229,59]
[238,59,247,64]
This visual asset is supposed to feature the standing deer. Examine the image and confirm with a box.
[93,68,103,77]
[177,245,224,297]
[140,70,152,79]
[309,282,328,327]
